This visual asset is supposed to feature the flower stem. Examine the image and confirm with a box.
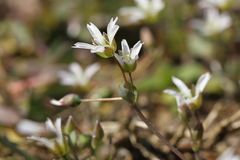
[81,97,123,103]
[130,103,186,160]
[114,57,128,84]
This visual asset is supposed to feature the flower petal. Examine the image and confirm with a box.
[28,136,54,149]
[135,0,149,10]
[72,42,96,49]
[114,53,124,65]
[195,72,211,95]
[84,63,100,81]
[172,76,192,97]
[87,23,105,45]
[152,0,165,14]
[164,89,185,107]
[54,118,63,139]
[107,17,119,44]
[46,118,56,133]
[121,39,130,55]
[130,41,143,60]
[119,7,145,23]
[50,99,62,106]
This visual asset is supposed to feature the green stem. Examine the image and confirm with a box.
[114,57,128,84]
[130,104,186,160]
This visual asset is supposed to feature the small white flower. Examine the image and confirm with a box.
[28,118,68,155]
[73,17,119,58]
[119,0,165,23]
[58,62,100,86]
[164,72,211,110]
[191,8,232,36]
[114,39,143,72]
[198,0,230,9]
[17,119,45,135]
[217,148,240,160]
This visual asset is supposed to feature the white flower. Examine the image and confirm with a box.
[217,148,240,160]
[17,119,45,135]
[114,39,143,72]
[198,0,230,9]
[58,62,100,86]
[73,17,119,58]
[164,72,211,110]
[119,0,165,23]
[191,8,232,36]
[28,118,68,155]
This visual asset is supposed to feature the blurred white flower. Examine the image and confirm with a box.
[58,62,100,86]
[217,148,240,160]
[164,72,211,110]
[198,0,230,9]
[191,8,232,36]
[17,119,45,136]
[114,39,143,72]
[73,17,119,58]
[119,0,165,23]
[28,118,68,155]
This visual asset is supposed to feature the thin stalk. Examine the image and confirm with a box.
[114,57,128,84]
[81,97,123,102]
[130,104,186,160]
[128,72,134,86]
[194,152,201,160]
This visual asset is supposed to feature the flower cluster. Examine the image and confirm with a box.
[73,17,143,73]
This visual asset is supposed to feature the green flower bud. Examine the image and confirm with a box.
[119,83,138,104]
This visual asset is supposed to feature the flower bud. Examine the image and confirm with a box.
[50,94,81,107]
[119,83,138,104]
[91,120,104,149]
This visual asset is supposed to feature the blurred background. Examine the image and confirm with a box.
[0,0,240,159]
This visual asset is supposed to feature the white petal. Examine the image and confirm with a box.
[121,39,130,55]
[28,136,54,149]
[72,42,95,49]
[172,76,192,97]
[54,118,62,138]
[107,17,119,44]
[151,0,165,14]
[50,99,62,106]
[130,41,143,60]
[46,118,56,133]
[164,89,185,107]
[87,23,105,45]
[135,0,149,10]
[58,70,76,85]
[90,45,105,53]
[163,89,179,96]
[72,42,104,53]
[69,63,83,79]
[114,53,124,66]
[17,119,45,135]
[119,7,145,23]
[84,63,100,81]
[195,72,211,95]
[218,13,232,30]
